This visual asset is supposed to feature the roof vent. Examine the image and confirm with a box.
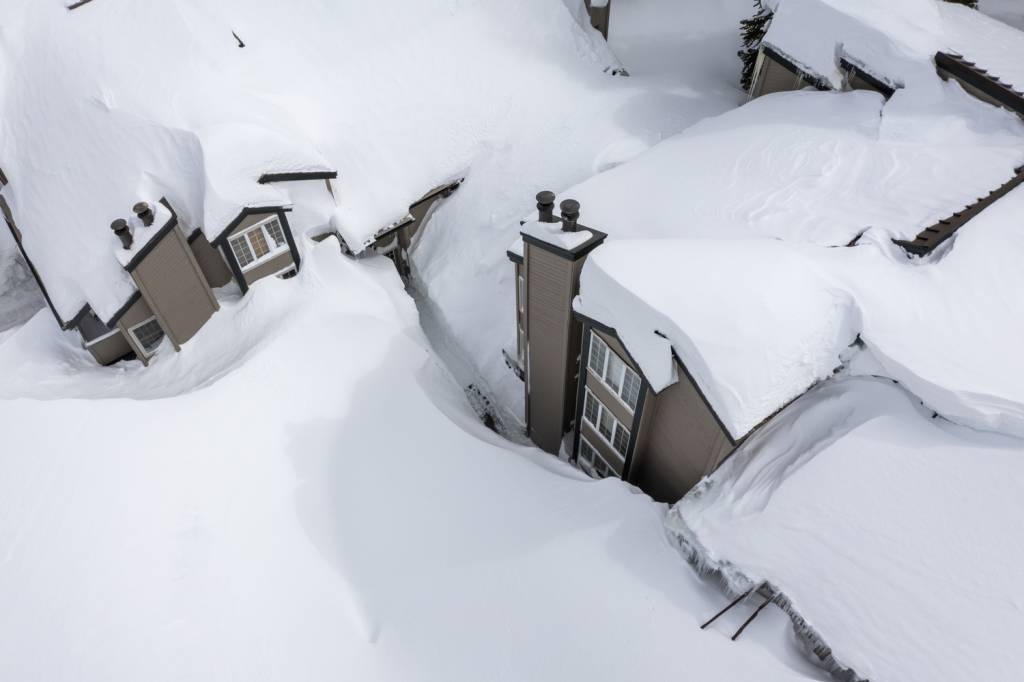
[536,191,557,223]
[133,201,154,227]
[560,199,580,232]
[111,219,133,250]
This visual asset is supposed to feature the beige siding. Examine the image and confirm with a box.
[242,251,295,287]
[584,0,610,39]
[229,211,279,237]
[752,51,800,98]
[131,226,219,348]
[189,234,232,288]
[85,330,132,366]
[524,243,576,453]
[629,360,734,503]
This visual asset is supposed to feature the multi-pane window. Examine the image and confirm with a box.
[588,334,642,411]
[582,387,630,460]
[128,317,165,356]
[578,437,615,479]
[228,216,289,271]
[518,275,525,313]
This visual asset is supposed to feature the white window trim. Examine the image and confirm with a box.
[230,216,291,273]
[578,435,618,479]
[518,274,525,313]
[127,316,164,358]
[582,387,629,463]
[587,335,641,414]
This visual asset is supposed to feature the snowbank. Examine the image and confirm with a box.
[0,243,815,681]
[0,0,620,322]
[668,376,1024,682]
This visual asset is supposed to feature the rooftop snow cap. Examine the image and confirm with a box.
[536,190,557,223]
[110,219,132,250]
[133,201,154,227]
[560,199,580,232]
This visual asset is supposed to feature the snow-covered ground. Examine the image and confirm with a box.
[983,0,1024,31]
[669,376,1024,682]
[0,243,823,681]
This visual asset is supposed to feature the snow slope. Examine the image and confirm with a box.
[0,243,819,682]
[669,376,1024,682]
[0,0,620,322]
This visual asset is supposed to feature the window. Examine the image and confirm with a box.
[578,437,615,479]
[228,216,290,271]
[517,327,525,364]
[128,317,165,356]
[588,334,642,411]
[582,387,631,460]
[518,275,525,313]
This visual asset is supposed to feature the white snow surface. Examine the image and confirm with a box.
[0,0,620,322]
[0,244,818,682]
[764,0,1024,93]
[669,376,1024,682]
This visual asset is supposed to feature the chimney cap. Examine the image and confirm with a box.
[560,199,580,216]
[536,190,556,205]
[132,201,150,215]
[110,218,129,232]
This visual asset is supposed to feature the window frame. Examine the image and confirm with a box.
[518,274,525,313]
[228,215,291,273]
[587,334,642,412]
[582,386,630,463]
[577,435,617,479]
[127,316,165,357]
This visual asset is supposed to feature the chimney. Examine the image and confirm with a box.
[560,199,580,232]
[536,190,557,223]
[111,219,133,250]
[133,201,155,227]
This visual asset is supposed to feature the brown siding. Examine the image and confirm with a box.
[189,234,232,288]
[85,330,132,366]
[229,211,279,237]
[524,243,576,453]
[131,226,219,348]
[242,251,295,287]
[629,360,734,503]
[752,51,800,98]
[584,0,610,39]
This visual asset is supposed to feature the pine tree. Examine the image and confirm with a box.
[942,0,978,7]
[739,1,774,92]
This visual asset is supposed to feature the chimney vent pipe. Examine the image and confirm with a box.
[536,191,557,223]
[111,219,133,250]
[133,201,155,227]
[560,199,580,232]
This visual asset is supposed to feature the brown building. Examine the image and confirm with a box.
[1,171,324,366]
[583,0,611,41]
[507,192,798,503]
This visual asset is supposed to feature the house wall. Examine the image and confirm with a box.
[114,295,157,365]
[524,242,578,453]
[189,233,232,288]
[584,0,610,39]
[242,251,295,287]
[751,49,801,98]
[131,225,219,349]
[84,330,132,365]
[629,358,734,503]
[937,68,1007,111]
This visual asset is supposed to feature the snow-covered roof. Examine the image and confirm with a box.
[0,0,617,323]
[575,239,857,439]
[566,85,1024,441]
[763,0,1024,94]
[670,376,1024,682]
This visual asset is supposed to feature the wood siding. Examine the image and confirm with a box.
[131,225,219,348]
[630,361,734,503]
[85,330,132,366]
[524,243,576,453]
[751,50,801,98]
[242,251,295,287]
[189,233,232,288]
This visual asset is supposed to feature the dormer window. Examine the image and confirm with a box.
[229,216,289,270]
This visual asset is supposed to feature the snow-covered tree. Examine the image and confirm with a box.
[738,0,774,92]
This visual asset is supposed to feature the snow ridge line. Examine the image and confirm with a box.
[664,516,866,682]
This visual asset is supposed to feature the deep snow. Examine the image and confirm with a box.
[0,243,822,681]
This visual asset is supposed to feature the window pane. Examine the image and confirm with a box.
[621,368,641,411]
[131,318,165,354]
[249,228,271,258]
[264,219,286,247]
[612,424,630,458]
[230,234,254,267]
[579,439,596,466]
[605,352,624,393]
[598,407,614,442]
[588,335,607,375]
[584,391,599,426]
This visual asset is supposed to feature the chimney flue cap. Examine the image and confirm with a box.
[110,218,133,250]
[536,190,557,223]
[132,201,155,227]
[560,199,580,232]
